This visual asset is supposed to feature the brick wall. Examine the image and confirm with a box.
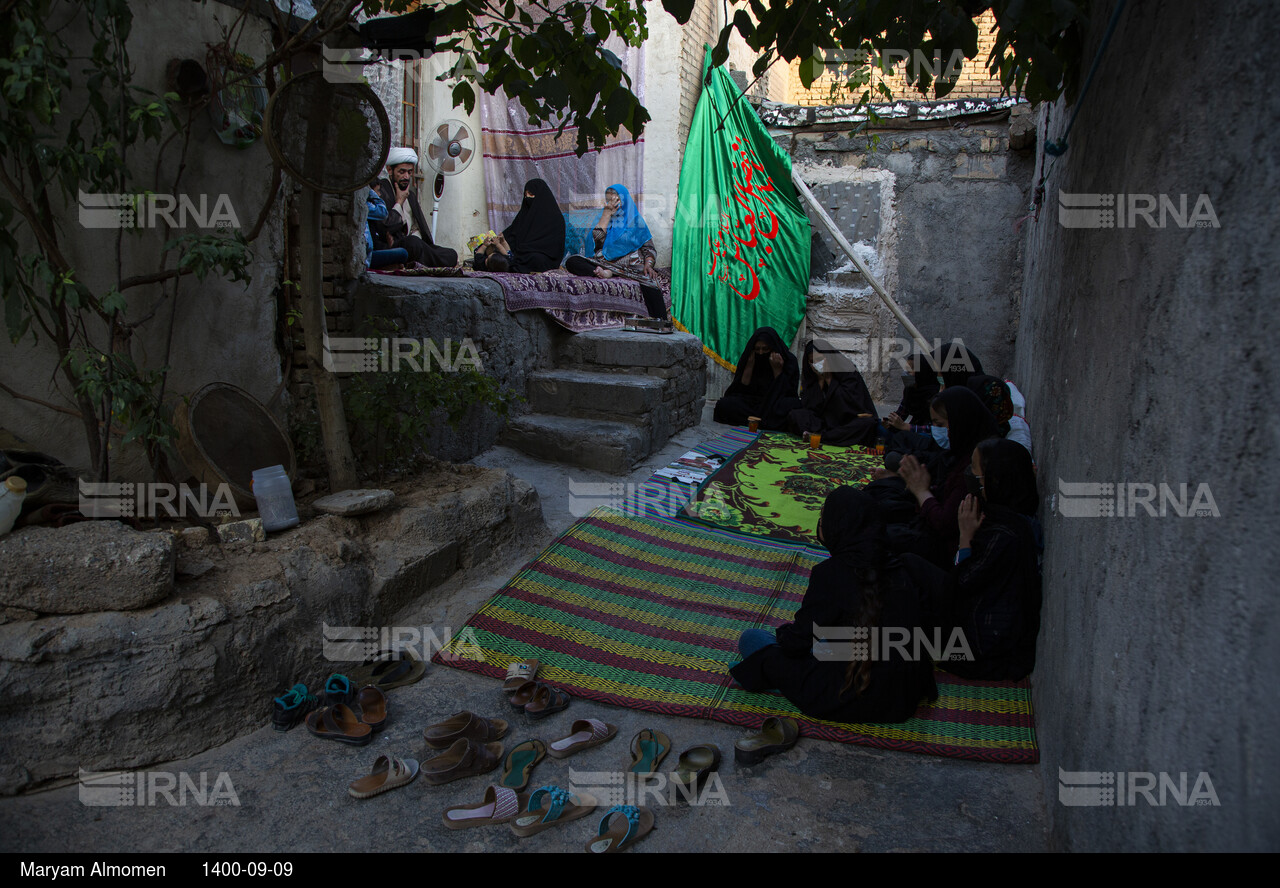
[788,10,1006,106]
[285,189,363,410]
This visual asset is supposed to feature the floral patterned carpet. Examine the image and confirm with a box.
[683,431,881,546]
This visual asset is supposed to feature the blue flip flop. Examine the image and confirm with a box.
[628,729,671,776]
[585,805,656,853]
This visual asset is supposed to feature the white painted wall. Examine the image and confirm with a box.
[418,54,487,258]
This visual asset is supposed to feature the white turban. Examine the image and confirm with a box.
[386,147,418,169]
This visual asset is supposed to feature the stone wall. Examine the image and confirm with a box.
[775,100,1035,390]
[352,276,567,461]
[1016,0,1278,851]
[0,466,544,795]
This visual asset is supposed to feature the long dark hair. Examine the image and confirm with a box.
[820,487,888,698]
[975,437,1039,516]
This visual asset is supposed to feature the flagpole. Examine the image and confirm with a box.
[789,170,943,383]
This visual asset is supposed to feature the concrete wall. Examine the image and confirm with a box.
[1017,0,1279,851]
[0,0,284,479]
[785,112,1033,383]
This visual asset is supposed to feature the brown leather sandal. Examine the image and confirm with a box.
[423,711,509,749]
[304,704,372,746]
[523,684,571,720]
[421,738,504,785]
[356,686,387,732]
[507,680,540,710]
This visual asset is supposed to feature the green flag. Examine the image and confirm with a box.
[671,48,810,371]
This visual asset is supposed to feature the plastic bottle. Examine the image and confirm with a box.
[0,476,28,536]
[251,465,300,532]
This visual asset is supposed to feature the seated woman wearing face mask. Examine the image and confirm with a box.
[731,487,938,723]
[890,387,1001,567]
[779,339,880,447]
[903,437,1042,680]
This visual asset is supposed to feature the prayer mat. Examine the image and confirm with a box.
[434,509,1038,764]
[683,431,882,545]
[468,269,671,333]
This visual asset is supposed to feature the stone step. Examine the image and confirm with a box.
[556,328,705,378]
[526,369,664,421]
[502,414,651,474]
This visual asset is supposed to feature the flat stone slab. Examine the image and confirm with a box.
[0,521,175,614]
[313,488,395,516]
[216,517,266,545]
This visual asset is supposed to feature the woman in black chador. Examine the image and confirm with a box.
[712,327,799,429]
[477,179,566,273]
[781,338,879,446]
[731,487,939,723]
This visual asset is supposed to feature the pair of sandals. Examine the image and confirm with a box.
[304,681,387,746]
[443,784,654,853]
[420,711,509,786]
[627,728,721,792]
[508,680,570,719]
[509,786,655,852]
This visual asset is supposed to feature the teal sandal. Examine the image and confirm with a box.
[509,785,598,837]
[628,729,671,776]
[585,805,656,853]
[499,739,546,792]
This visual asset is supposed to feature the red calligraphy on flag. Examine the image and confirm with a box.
[706,139,782,301]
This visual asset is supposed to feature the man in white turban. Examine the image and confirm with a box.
[370,146,458,267]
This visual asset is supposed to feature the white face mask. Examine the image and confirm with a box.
[812,359,826,374]
[931,424,950,449]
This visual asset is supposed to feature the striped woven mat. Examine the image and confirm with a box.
[435,509,1038,763]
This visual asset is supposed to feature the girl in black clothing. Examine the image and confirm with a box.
[905,437,1042,681]
[731,488,939,724]
[780,339,880,446]
[712,327,800,429]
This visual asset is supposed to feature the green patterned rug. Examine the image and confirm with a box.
[684,432,882,545]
